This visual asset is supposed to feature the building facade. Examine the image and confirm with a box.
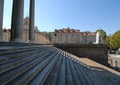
[51,28,82,44]
[51,28,99,44]
[2,17,50,44]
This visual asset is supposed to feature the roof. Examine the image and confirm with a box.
[54,28,80,33]
[53,28,96,36]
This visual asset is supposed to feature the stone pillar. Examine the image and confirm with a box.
[0,0,4,41]
[10,0,24,42]
[29,0,35,43]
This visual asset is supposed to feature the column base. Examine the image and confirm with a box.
[29,40,35,43]
[0,35,3,43]
[10,39,24,43]
[0,40,6,42]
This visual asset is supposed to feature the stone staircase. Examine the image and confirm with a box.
[0,45,120,85]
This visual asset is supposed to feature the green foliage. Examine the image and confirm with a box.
[110,30,120,50]
[105,35,112,48]
[41,31,51,40]
[96,29,106,41]
[96,29,120,50]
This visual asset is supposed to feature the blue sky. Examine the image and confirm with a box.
[3,0,120,35]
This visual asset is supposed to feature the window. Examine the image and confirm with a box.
[54,34,57,36]
[25,20,28,25]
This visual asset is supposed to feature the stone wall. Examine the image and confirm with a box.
[2,29,50,44]
[55,44,109,66]
[108,54,120,71]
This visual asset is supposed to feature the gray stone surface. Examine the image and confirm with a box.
[55,44,108,66]
[29,0,35,43]
[10,0,24,42]
[0,0,4,40]
[0,45,119,85]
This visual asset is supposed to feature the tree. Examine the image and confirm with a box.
[96,29,107,41]
[41,31,51,40]
[110,30,120,50]
[105,35,112,48]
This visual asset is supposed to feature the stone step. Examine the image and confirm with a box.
[0,45,119,85]
[0,47,57,84]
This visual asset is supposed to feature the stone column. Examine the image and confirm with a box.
[29,0,35,43]
[10,0,24,42]
[0,0,4,41]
